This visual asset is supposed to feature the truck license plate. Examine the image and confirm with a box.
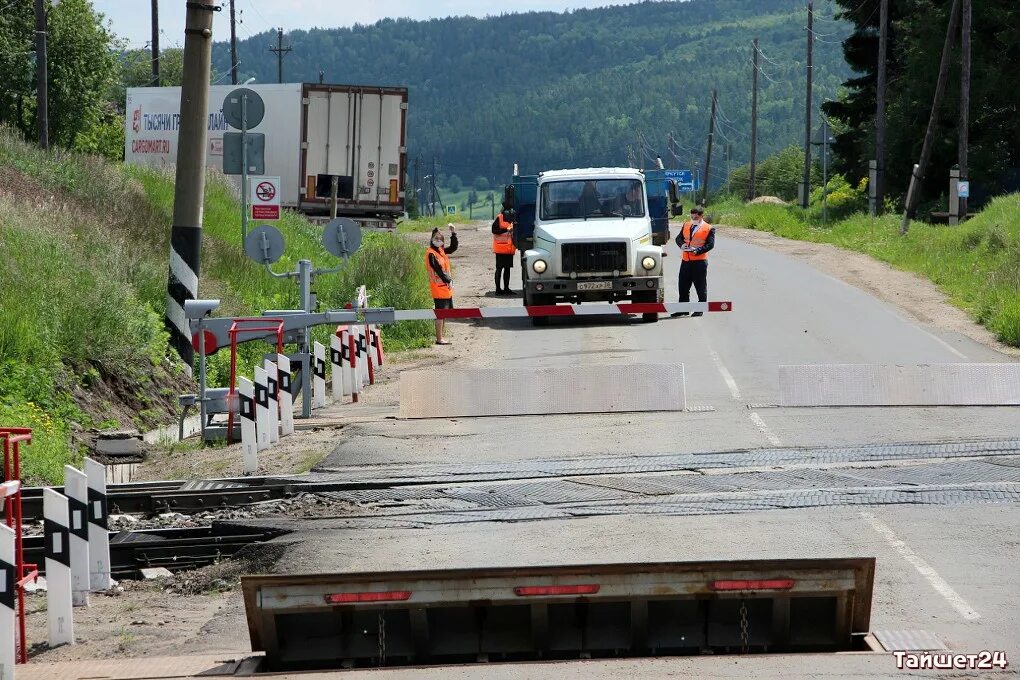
[576,281,613,291]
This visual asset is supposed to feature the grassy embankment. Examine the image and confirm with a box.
[0,128,432,483]
[710,194,1020,347]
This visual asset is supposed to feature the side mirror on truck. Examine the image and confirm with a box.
[667,179,680,204]
[671,203,684,217]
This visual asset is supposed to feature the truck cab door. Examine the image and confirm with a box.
[643,170,672,246]
[506,175,538,251]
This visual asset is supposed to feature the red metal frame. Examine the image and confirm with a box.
[0,427,38,664]
[225,319,285,444]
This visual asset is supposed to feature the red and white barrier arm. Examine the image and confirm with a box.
[378,301,732,322]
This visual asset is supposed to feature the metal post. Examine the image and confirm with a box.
[241,92,249,242]
[868,160,878,215]
[164,1,215,372]
[330,175,339,220]
[198,317,208,438]
[299,259,313,418]
[151,0,160,87]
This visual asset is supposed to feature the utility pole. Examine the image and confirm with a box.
[874,0,889,213]
[164,1,216,372]
[150,0,160,86]
[229,0,238,84]
[748,38,759,201]
[801,0,814,208]
[701,89,717,205]
[413,155,421,216]
[901,0,960,234]
[34,0,48,148]
[958,0,971,221]
[269,27,292,84]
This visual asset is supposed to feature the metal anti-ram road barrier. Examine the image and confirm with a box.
[779,363,1020,407]
[400,364,686,419]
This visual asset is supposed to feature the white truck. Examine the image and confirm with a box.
[505,167,682,324]
[125,82,408,227]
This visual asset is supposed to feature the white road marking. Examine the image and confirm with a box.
[859,510,980,621]
[915,327,969,360]
[748,412,783,447]
[708,348,742,400]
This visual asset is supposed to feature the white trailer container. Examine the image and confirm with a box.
[125,82,408,226]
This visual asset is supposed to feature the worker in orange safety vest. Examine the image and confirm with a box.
[491,205,517,295]
[671,205,715,318]
[426,225,458,344]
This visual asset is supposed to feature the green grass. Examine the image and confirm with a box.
[711,193,1020,347]
[0,127,433,483]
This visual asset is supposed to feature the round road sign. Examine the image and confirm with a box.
[223,87,266,129]
[244,225,286,264]
[322,217,362,258]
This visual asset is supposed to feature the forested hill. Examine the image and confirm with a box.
[214,0,850,187]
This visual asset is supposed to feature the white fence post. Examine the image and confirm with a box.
[0,524,15,680]
[238,377,258,474]
[62,467,89,607]
[312,342,327,409]
[253,367,271,451]
[83,458,111,591]
[330,334,345,401]
[43,488,73,647]
[263,359,280,444]
[276,354,294,436]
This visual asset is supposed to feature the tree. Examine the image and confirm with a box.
[0,0,120,156]
[823,0,1019,205]
[474,175,489,191]
[447,174,463,193]
[727,145,821,202]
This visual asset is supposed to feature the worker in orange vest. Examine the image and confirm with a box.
[426,224,458,344]
[672,205,715,318]
[491,205,516,295]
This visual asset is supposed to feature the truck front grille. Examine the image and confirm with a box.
[561,242,628,274]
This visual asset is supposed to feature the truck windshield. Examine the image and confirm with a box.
[540,179,645,221]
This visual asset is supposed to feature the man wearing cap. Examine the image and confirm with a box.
[672,205,715,318]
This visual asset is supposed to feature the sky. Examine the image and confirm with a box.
[93,0,642,48]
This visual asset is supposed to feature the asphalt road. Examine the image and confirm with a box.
[300,229,1019,677]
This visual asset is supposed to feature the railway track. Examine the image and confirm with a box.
[22,524,289,578]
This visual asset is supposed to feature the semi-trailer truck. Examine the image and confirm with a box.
[125,82,408,228]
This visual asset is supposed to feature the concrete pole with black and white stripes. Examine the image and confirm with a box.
[43,488,74,646]
[163,1,215,373]
[84,458,111,591]
[63,466,90,607]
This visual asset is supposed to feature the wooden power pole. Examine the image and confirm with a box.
[901,0,961,234]
[269,28,292,84]
[748,38,759,201]
[801,0,814,208]
[34,0,48,148]
[164,1,216,372]
[874,0,889,213]
[229,0,238,84]
[150,0,160,86]
[701,89,717,205]
[958,0,971,220]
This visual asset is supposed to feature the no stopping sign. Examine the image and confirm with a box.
[250,176,281,220]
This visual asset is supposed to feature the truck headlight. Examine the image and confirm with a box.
[532,259,548,274]
[641,256,657,271]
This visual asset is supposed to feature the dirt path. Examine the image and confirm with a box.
[719,225,1018,357]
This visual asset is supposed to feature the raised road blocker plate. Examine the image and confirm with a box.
[779,363,1020,407]
[399,363,686,419]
